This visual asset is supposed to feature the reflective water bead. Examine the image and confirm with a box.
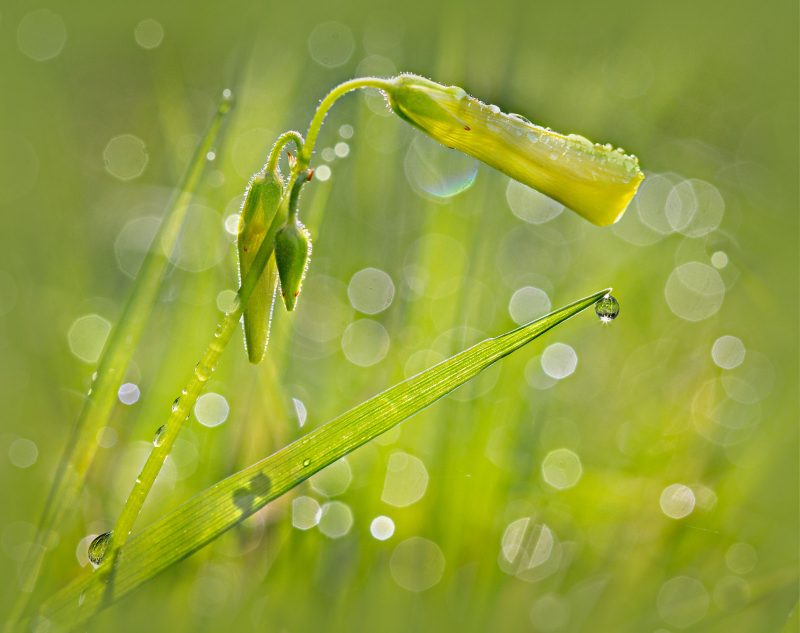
[153,425,166,447]
[595,295,620,322]
[87,531,112,566]
[508,113,532,124]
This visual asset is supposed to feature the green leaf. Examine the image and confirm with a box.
[38,288,610,629]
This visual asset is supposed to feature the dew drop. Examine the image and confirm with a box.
[595,295,620,323]
[87,532,112,567]
[508,113,532,124]
[171,396,181,412]
[303,458,311,467]
[153,425,166,447]
[194,363,210,382]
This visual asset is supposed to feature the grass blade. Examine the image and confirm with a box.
[38,287,609,629]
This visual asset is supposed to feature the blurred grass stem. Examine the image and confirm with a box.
[4,92,234,632]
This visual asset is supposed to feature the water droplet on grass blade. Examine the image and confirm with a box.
[595,295,620,322]
[87,532,112,567]
[153,425,166,447]
[194,363,210,382]
[171,396,181,412]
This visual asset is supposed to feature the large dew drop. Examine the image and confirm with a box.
[595,295,620,323]
[87,531,112,567]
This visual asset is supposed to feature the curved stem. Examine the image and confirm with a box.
[287,169,312,221]
[265,130,304,175]
[299,77,393,168]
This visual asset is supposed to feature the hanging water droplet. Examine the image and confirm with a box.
[153,425,166,447]
[87,531,112,567]
[595,295,620,323]
[171,396,181,412]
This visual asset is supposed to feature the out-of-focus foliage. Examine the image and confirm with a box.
[0,1,796,632]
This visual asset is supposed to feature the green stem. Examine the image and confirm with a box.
[107,194,289,556]
[4,91,233,633]
[299,77,393,168]
[105,77,390,561]
[265,130,304,174]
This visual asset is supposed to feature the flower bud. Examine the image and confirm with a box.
[384,74,644,226]
[237,170,283,363]
[274,220,312,311]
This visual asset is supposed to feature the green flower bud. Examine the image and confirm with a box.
[384,74,644,226]
[274,220,312,311]
[237,170,283,363]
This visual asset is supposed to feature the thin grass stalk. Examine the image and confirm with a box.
[106,152,292,554]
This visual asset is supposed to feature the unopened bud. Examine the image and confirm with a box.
[237,170,283,363]
[384,73,644,226]
[274,220,312,311]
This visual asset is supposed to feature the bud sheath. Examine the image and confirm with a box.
[237,171,283,363]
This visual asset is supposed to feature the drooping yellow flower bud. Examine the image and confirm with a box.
[237,170,283,363]
[384,74,644,226]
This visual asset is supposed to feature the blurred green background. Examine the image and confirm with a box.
[1,0,797,631]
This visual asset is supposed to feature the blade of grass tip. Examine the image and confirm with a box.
[38,288,610,629]
[6,91,235,630]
